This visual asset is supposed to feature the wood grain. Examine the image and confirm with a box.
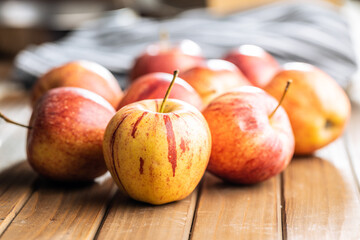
[0,162,36,235]
[0,84,34,236]
[0,175,115,240]
[191,173,282,240]
[96,188,198,240]
[1,58,360,240]
[283,139,360,240]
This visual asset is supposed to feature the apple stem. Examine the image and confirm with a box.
[0,112,32,129]
[269,79,292,119]
[159,70,179,113]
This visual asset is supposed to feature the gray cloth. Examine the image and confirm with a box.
[13,1,357,89]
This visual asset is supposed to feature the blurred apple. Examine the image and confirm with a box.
[27,87,116,181]
[32,60,123,108]
[118,72,203,111]
[180,59,252,106]
[264,62,351,155]
[224,45,280,88]
[129,39,204,82]
[103,71,211,205]
[202,86,294,184]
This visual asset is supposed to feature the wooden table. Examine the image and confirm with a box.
[1,61,360,240]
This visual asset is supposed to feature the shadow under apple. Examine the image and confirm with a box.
[0,160,115,208]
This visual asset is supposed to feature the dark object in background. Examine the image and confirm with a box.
[0,0,124,56]
[0,0,206,56]
[12,2,357,89]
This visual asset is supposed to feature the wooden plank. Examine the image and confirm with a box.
[191,173,282,240]
[96,188,198,240]
[0,162,37,235]
[283,139,360,240]
[0,174,115,240]
[0,91,34,235]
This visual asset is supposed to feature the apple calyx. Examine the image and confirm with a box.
[159,70,179,113]
[0,112,32,129]
[269,79,292,119]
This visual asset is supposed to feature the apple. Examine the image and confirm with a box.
[264,62,351,155]
[27,87,116,181]
[180,59,252,106]
[103,71,211,205]
[224,44,280,88]
[31,60,123,109]
[129,39,204,82]
[118,72,203,111]
[202,85,294,184]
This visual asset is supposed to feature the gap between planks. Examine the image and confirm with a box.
[189,173,283,239]
[95,186,199,240]
[187,177,205,240]
[283,138,360,240]
[0,183,34,237]
[0,167,117,240]
[280,173,287,240]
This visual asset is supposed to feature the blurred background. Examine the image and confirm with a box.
[0,0,352,56]
[0,0,360,99]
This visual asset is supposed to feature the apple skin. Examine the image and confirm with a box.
[32,60,123,109]
[129,39,204,82]
[27,87,116,181]
[118,72,203,111]
[264,62,351,155]
[103,99,211,205]
[180,59,252,106]
[224,45,280,88]
[202,86,294,184]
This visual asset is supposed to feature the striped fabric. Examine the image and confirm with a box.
[13,1,357,89]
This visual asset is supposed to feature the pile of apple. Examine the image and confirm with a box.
[1,39,351,205]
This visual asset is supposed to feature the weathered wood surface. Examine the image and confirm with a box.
[96,189,198,240]
[190,174,282,240]
[283,139,360,240]
[1,62,360,239]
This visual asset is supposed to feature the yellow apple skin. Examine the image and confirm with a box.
[264,63,351,155]
[32,60,123,108]
[103,99,211,205]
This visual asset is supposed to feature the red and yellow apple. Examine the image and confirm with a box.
[264,62,351,155]
[118,72,203,111]
[224,45,280,88]
[180,59,252,106]
[27,87,116,181]
[103,98,211,205]
[202,86,294,184]
[32,60,123,108]
[129,39,203,82]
